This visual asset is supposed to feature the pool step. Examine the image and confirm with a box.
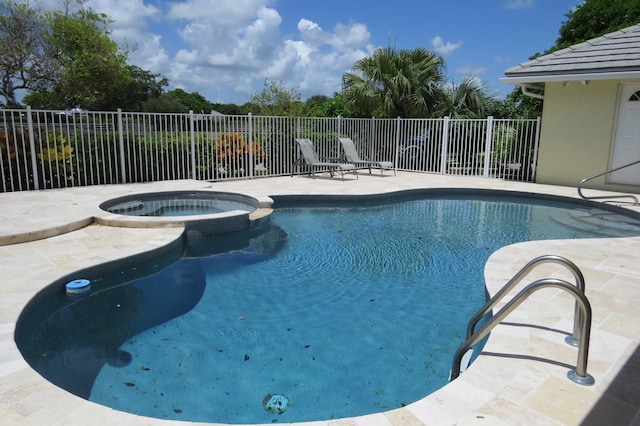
[548,210,640,237]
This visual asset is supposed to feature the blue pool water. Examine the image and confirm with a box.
[16,191,640,424]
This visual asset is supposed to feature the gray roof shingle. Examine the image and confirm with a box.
[502,23,640,83]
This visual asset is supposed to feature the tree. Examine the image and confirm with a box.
[141,93,186,113]
[17,0,133,110]
[302,94,329,116]
[14,0,167,111]
[342,46,445,118]
[101,65,167,111]
[212,102,244,115]
[433,76,496,119]
[250,79,304,116]
[239,102,261,115]
[554,0,640,51]
[43,1,130,109]
[303,93,353,117]
[165,88,213,113]
[0,0,56,108]
[491,85,543,119]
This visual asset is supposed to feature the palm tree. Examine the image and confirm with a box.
[434,75,496,118]
[342,46,445,117]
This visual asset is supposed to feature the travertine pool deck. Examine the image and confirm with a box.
[1,172,639,425]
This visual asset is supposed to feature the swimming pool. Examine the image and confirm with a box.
[15,190,640,424]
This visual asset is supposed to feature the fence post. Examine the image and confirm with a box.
[189,110,197,180]
[248,112,253,178]
[25,106,39,190]
[529,117,542,181]
[295,116,300,139]
[117,108,127,184]
[440,116,450,174]
[483,116,494,178]
[394,116,401,166]
[370,116,376,161]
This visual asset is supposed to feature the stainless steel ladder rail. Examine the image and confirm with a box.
[451,278,595,385]
[578,159,640,206]
[466,255,585,346]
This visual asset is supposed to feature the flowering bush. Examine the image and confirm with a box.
[216,133,265,175]
[37,133,74,164]
[1,130,74,189]
[35,133,76,187]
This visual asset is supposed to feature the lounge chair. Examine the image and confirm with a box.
[338,137,395,176]
[294,138,358,180]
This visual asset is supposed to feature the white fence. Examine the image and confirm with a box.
[0,108,540,192]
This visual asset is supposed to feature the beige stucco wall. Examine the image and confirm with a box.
[535,79,640,193]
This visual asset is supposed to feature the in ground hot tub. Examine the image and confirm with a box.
[98,190,268,235]
[101,190,258,217]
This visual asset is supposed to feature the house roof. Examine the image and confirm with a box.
[501,23,640,86]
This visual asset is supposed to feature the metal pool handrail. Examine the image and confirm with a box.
[466,255,585,345]
[451,278,595,386]
[578,159,640,206]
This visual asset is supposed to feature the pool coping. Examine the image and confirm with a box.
[1,174,640,425]
[0,182,275,245]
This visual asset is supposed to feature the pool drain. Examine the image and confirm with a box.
[263,394,290,414]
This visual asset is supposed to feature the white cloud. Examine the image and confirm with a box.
[432,36,462,56]
[166,0,272,23]
[90,0,161,29]
[173,5,282,67]
[159,9,374,102]
[298,19,329,45]
[298,19,371,50]
[504,0,536,10]
[128,34,170,71]
[15,0,375,103]
[332,22,371,49]
[265,20,372,98]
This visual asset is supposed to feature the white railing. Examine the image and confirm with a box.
[0,107,540,192]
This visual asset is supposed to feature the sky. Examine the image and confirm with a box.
[34,0,584,105]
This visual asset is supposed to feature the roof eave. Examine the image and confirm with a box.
[500,70,640,86]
